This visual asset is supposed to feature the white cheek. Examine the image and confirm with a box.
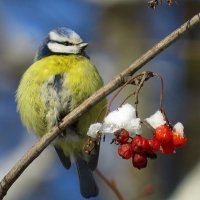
[47,42,80,54]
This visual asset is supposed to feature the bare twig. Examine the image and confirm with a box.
[152,72,169,122]
[96,168,154,200]
[119,72,154,113]
[105,74,139,116]
[0,12,199,199]
[96,169,124,200]
[134,72,152,117]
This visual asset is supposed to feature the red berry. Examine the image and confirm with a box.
[154,125,172,144]
[132,152,147,169]
[131,135,149,153]
[160,141,175,154]
[118,143,132,159]
[147,138,160,153]
[116,129,130,144]
[172,132,187,148]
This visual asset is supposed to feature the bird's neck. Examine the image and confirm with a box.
[34,43,53,61]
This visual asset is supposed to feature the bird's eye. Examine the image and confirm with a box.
[63,41,72,46]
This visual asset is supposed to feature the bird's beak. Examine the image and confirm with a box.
[79,43,88,48]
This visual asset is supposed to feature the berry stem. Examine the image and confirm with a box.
[153,72,170,125]
[119,91,136,107]
[119,71,154,117]
[134,72,152,117]
[106,71,154,117]
[105,76,136,116]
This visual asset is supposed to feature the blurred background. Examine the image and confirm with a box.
[0,0,200,200]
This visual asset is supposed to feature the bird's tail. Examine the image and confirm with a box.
[54,146,71,169]
[76,157,98,198]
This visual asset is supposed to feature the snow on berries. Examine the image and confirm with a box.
[145,111,187,154]
[172,122,187,148]
[86,105,188,170]
[145,110,166,129]
[85,71,188,170]
[101,104,142,135]
[86,123,102,138]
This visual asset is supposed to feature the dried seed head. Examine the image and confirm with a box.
[148,0,159,9]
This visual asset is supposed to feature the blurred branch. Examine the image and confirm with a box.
[0,12,200,200]
[96,168,154,200]
[96,169,124,200]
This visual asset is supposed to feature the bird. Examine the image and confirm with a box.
[16,27,106,198]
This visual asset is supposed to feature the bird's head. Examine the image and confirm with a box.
[35,27,89,61]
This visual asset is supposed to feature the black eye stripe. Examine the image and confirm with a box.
[63,41,71,45]
[50,40,74,46]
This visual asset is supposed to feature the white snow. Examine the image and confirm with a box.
[101,104,141,135]
[126,118,142,135]
[173,122,184,136]
[87,104,142,138]
[100,123,119,134]
[104,104,136,125]
[87,123,102,138]
[145,110,166,129]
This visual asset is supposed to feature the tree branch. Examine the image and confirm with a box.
[0,12,200,199]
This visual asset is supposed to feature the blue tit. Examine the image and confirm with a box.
[16,27,106,198]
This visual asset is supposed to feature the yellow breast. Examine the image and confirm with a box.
[16,55,106,136]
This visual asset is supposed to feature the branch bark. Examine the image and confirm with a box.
[0,12,200,200]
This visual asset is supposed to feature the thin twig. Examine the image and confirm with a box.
[96,169,124,200]
[119,72,154,116]
[105,75,138,116]
[119,91,136,107]
[134,72,152,117]
[108,71,154,115]
[119,72,153,104]
[153,72,170,125]
[0,12,199,199]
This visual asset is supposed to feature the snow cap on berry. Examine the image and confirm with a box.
[173,122,184,136]
[102,104,141,135]
[104,104,136,125]
[100,123,119,134]
[145,110,166,129]
[126,118,142,135]
[87,123,102,138]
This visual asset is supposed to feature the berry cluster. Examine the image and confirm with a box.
[116,122,187,169]
[86,104,188,170]
[116,129,157,169]
[86,71,188,172]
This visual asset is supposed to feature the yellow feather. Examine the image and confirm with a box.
[16,55,106,154]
